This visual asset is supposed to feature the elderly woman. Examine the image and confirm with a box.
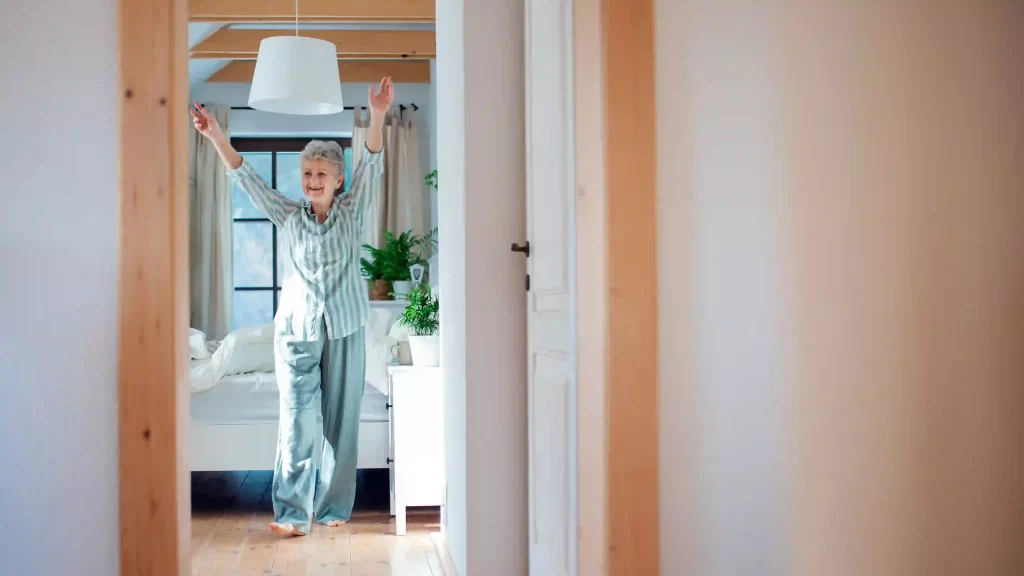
[191,77,394,537]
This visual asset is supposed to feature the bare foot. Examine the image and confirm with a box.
[269,522,306,537]
[321,519,347,528]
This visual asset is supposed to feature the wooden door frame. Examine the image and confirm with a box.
[575,0,659,574]
[117,0,657,573]
[118,0,191,574]
[604,0,659,571]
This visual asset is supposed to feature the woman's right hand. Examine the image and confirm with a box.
[191,102,223,140]
[191,101,242,170]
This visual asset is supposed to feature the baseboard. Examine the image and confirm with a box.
[430,532,460,576]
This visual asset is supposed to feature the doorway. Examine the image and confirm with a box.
[120,1,443,573]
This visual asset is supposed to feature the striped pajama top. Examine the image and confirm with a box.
[228,147,384,341]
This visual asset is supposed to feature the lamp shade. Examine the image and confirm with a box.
[248,36,344,115]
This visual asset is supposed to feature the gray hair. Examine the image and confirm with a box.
[300,140,346,176]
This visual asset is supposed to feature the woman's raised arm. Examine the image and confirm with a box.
[191,102,299,227]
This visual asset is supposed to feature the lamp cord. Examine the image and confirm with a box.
[295,0,299,36]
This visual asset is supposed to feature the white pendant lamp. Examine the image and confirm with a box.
[247,0,343,115]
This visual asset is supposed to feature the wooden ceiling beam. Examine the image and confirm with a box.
[206,60,431,83]
[191,29,435,59]
[190,0,434,22]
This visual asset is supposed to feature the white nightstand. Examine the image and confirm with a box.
[387,366,443,535]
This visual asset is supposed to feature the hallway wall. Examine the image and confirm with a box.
[0,0,120,573]
[657,1,1024,575]
[656,2,788,574]
[437,0,528,574]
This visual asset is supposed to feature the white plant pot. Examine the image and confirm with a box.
[392,281,413,299]
[408,334,440,367]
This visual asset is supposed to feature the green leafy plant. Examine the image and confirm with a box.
[395,284,440,336]
[361,229,436,282]
[359,252,387,281]
[424,169,438,192]
[419,227,438,258]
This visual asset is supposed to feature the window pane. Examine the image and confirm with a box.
[233,221,273,287]
[231,152,273,218]
[232,290,274,331]
[275,152,306,203]
[277,230,292,284]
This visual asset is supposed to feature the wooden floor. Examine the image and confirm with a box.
[192,471,443,576]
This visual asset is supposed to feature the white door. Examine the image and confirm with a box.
[523,0,577,575]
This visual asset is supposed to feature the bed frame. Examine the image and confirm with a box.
[190,420,390,472]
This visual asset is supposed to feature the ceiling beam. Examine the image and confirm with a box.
[206,60,431,83]
[191,29,435,59]
[190,0,434,22]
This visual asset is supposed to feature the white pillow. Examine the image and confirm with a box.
[189,328,212,360]
[211,323,275,381]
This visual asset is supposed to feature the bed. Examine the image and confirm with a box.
[189,304,405,473]
[190,370,391,471]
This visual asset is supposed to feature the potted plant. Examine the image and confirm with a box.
[395,284,440,366]
[362,229,437,300]
[359,246,392,300]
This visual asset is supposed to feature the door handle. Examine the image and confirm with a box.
[510,241,530,257]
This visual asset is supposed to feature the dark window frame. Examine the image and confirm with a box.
[231,137,352,318]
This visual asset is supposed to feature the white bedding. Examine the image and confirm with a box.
[190,370,389,425]
[190,305,403,398]
[189,359,217,394]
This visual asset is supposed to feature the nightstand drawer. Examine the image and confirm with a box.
[388,367,444,508]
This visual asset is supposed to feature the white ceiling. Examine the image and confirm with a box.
[188,23,228,86]
[188,22,225,49]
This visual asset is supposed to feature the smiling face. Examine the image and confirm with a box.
[301,158,344,203]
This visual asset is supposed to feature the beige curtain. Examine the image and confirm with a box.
[353,107,428,250]
[188,105,232,339]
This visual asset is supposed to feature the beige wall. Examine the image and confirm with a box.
[788,4,1024,574]
[658,1,1024,575]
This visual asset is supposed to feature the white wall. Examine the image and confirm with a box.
[191,80,438,227]
[436,0,468,570]
[462,0,528,572]
[437,0,528,574]
[657,2,788,575]
[0,0,120,574]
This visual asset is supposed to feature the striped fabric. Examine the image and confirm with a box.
[228,147,384,341]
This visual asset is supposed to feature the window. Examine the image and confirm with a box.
[231,138,353,330]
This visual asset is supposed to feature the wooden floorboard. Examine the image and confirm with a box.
[192,472,441,576]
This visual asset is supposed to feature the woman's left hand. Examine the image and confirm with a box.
[369,76,394,117]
